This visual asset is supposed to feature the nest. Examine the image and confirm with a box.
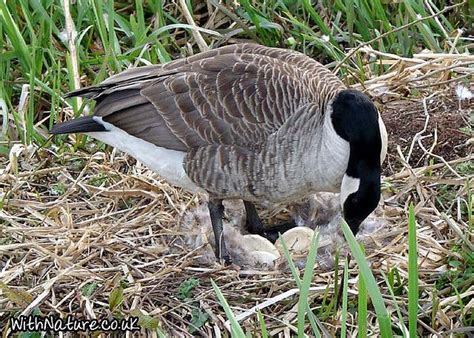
[1,51,472,336]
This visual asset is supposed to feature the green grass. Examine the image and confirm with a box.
[279,231,322,337]
[357,246,368,338]
[340,257,349,338]
[341,220,393,338]
[408,204,418,337]
[296,231,321,337]
[211,279,246,337]
[257,311,269,338]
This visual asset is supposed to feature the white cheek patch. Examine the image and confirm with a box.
[340,174,360,208]
[378,113,388,164]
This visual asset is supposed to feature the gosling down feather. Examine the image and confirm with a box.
[51,43,388,263]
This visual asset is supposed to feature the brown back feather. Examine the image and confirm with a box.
[69,43,346,151]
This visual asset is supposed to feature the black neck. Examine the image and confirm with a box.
[331,89,383,233]
[331,89,382,178]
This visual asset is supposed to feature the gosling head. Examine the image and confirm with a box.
[331,89,388,234]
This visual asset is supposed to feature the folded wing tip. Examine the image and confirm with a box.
[64,86,104,99]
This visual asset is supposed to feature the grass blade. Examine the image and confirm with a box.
[382,271,409,337]
[91,0,109,51]
[257,310,268,338]
[297,231,320,337]
[279,232,322,337]
[301,0,331,37]
[211,279,246,337]
[0,1,31,71]
[403,0,440,52]
[341,220,393,338]
[358,246,368,338]
[345,0,355,45]
[340,257,349,338]
[408,203,418,337]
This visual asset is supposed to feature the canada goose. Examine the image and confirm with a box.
[51,43,388,263]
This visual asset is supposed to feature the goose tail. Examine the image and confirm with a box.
[50,116,107,135]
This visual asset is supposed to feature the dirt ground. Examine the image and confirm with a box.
[380,89,472,175]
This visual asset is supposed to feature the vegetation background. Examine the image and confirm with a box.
[0,0,472,337]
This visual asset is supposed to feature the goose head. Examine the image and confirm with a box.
[331,89,388,234]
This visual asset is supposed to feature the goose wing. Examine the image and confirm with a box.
[68,43,345,151]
